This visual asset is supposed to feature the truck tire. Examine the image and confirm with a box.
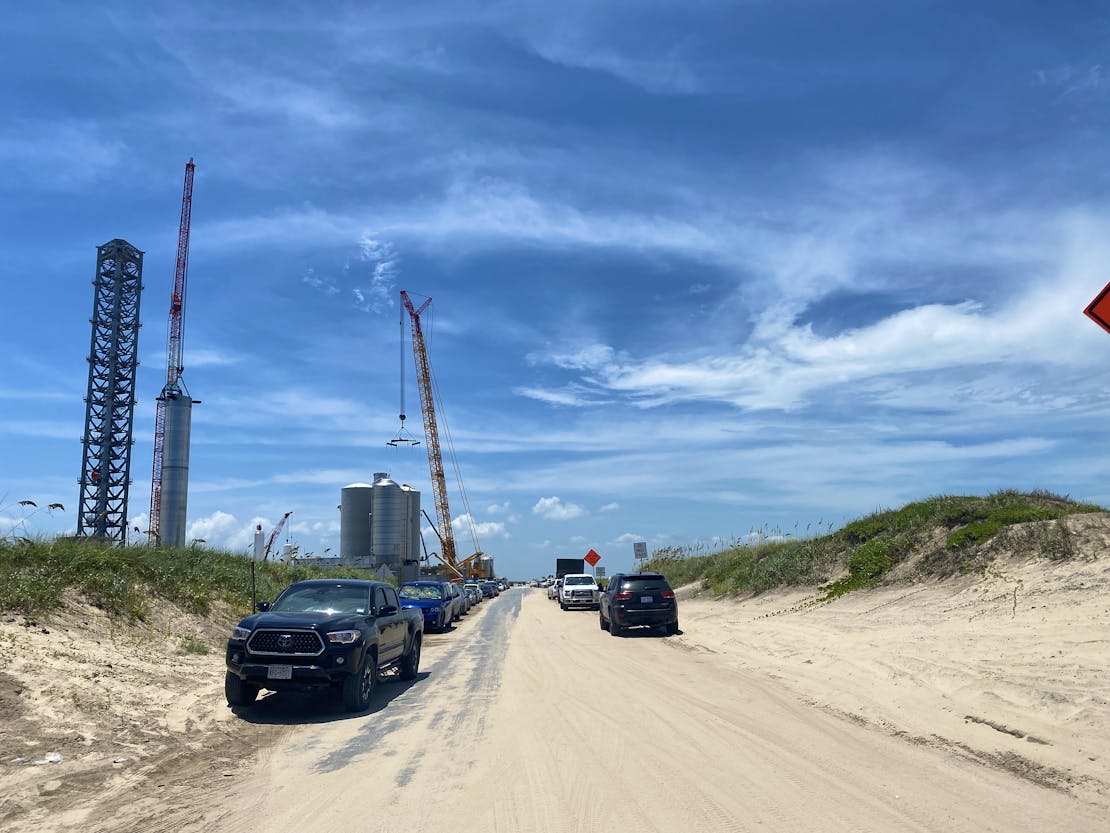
[667,620,679,635]
[399,635,421,681]
[609,617,622,637]
[560,602,567,610]
[599,610,607,630]
[225,671,259,707]
[342,651,377,711]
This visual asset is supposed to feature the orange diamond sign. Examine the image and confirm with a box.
[1084,282,1110,335]
[584,549,601,567]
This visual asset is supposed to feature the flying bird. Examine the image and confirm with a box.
[48,503,64,511]
[18,500,36,507]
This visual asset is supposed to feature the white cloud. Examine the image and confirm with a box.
[187,346,244,368]
[349,236,399,314]
[599,502,620,512]
[532,496,587,520]
[521,214,1110,413]
[185,510,260,551]
[0,121,125,188]
[302,268,340,296]
[451,512,511,541]
[515,386,603,407]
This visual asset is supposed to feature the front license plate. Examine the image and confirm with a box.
[267,665,292,680]
[640,595,653,603]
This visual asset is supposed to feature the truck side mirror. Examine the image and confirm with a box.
[379,604,399,617]
[256,601,271,612]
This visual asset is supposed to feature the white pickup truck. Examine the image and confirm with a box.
[559,574,600,610]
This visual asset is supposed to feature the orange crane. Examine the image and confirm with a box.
[400,291,483,579]
[149,158,195,543]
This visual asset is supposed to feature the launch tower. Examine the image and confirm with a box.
[77,239,144,542]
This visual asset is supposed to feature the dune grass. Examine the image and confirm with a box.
[0,537,373,619]
[646,490,1102,599]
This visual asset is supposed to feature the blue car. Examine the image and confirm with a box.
[399,581,454,633]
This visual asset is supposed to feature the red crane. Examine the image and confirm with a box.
[149,158,195,543]
[264,512,292,561]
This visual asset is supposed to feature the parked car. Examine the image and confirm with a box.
[399,581,455,632]
[225,579,423,712]
[547,578,563,600]
[463,583,483,606]
[559,573,600,610]
[598,572,679,636]
[446,581,469,619]
[481,580,500,597]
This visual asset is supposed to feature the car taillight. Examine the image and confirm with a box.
[661,590,675,598]
[615,591,632,600]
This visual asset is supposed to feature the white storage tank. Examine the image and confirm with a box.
[371,474,407,571]
[160,391,193,548]
[401,482,421,583]
[339,482,373,564]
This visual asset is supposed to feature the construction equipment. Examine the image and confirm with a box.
[400,291,483,580]
[264,512,292,561]
[149,159,196,545]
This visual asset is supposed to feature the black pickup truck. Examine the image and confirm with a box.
[225,579,423,711]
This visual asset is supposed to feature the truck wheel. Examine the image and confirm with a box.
[667,620,679,635]
[399,635,421,681]
[609,617,622,637]
[598,611,607,630]
[560,602,567,610]
[342,652,377,711]
[225,671,259,707]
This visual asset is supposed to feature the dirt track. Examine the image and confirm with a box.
[6,566,1108,833]
[199,586,1107,833]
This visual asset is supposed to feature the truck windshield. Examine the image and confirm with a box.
[272,586,369,615]
[563,576,595,585]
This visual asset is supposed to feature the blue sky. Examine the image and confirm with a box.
[3,1,1110,579]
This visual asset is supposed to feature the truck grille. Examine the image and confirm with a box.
[572,590,593,598]
[247,629,324,656]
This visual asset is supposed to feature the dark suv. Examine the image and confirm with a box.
[598,572,679,636]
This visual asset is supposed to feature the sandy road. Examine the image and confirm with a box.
[215,587,1107,833]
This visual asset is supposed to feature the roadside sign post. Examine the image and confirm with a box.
[633,541,648,564]
[584,548,601,576]
[1084,282,1110,334]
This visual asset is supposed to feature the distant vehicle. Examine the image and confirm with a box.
[445,581,468,620]
[463,583,483,606]
[556,558,585,578]
[559,573,600,610]
[399,581,456,633]
[599,573,679,636]
[225,579,423,712]
[547,578,563,600]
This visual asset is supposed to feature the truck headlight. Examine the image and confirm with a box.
[230,626,251,641]
[326,630,362,644]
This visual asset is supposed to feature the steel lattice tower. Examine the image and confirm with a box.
[77,239,144,542]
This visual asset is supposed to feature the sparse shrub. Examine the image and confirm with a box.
[645,490,1104,600]
[178,634,210,655]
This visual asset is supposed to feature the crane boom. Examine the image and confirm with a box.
[149,158,195,542]
[400,290,458,569]
[264,512,292,561]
